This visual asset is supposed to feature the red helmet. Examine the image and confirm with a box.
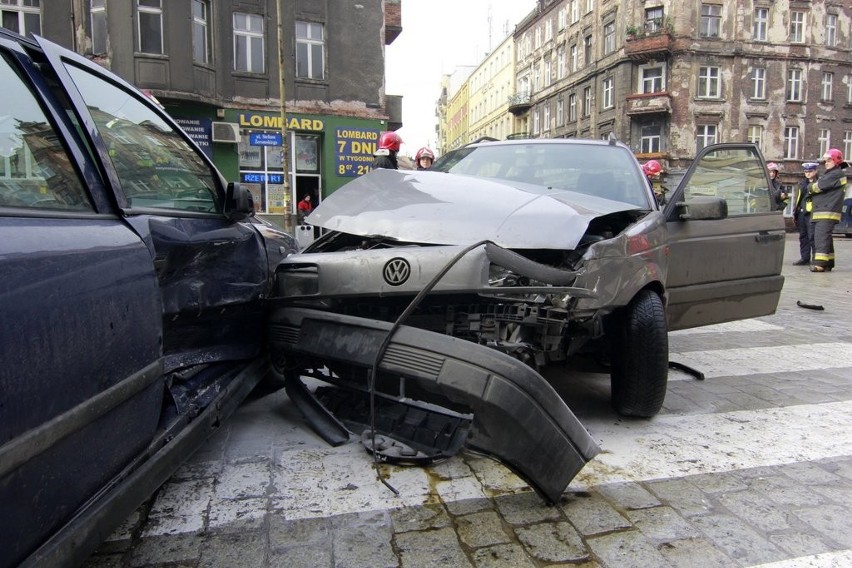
[642,160,662,175]
[766,162,780,172]
[378,131,403,152]
[824,148,845,166]
[415,147,435,162]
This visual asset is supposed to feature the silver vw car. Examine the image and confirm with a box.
[268,139,785,502]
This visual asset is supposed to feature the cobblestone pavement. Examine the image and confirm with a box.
[86,234,852,568]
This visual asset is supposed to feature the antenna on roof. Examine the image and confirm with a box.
[487,2,493,51]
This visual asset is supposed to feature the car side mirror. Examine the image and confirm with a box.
[224,182,254,221]
[676,196,728,220]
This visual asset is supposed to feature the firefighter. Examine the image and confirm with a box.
[792,162,818,266]
[415,147,435,170]
[807,148,848,272]
[642,160,665,203]
[372,131,403,170]
[766,162,788,211]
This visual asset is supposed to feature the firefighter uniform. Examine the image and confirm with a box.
[807,155,847,271]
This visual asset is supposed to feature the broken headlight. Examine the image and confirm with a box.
[276,265,319,297]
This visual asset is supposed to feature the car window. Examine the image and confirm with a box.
[432,143,650,207]
[0,55,92,211]
[681,147,772,215]
[62,63,222,214]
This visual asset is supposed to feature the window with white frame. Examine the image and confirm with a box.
[697,124,718,149]
[603,21,615,54]
[641,122,661,153]
[821,72,833,102]
[1,0,40,36]
[543,103,551,132]
[583,35,592,65]
[137,0,163,54]
[296,21,324,79]
[700,4,721,38]
[747,125,763,151]
[602,77,614,109]
[557,98,564,125]
[233,12,264,73]
[535,26,541,49]
[787,69,803,102]
[753,8,768,41]
[571,0,579,24]
[534,62,541,91]
[568,93,576,121]
[818,129,830,156]
[90,0,106,55]
[570,44,577,72]
[586,0,593,14]
[192,0,210,64]
[848,75,852,104]
[645,7,663,34]
[583,86,591,116]
[750,67,766,99]
[557,7,566,30]
[544,54,552,86]
[844,131,852,160]
[545,19,552,42]
[557,46,565,79]
[826,14,837,47]
[789,11,805,43]
[640,64,665,93]
[784,126,799,159]
[698,66,721,98]
[533,108,541,134]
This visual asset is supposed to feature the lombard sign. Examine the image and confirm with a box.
[335,127,379,177]
[238,113,324,132]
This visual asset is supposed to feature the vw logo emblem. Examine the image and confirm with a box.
[383,258,410,286]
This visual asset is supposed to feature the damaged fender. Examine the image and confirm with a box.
[268,307,600,503]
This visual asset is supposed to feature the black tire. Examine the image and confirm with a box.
[607,289,669,418]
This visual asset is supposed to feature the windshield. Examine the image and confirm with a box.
[432,142,651,207]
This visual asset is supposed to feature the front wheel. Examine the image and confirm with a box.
[607,289,669,418]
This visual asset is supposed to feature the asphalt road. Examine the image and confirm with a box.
[87,233,852,568]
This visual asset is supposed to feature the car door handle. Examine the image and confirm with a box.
[755,232,784,243]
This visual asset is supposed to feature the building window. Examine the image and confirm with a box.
[586,0,593,14]
[641,123,661,153]
[750,67,766,99]
[583,35,592,66]
[821,72,833,102]
[543,103,551,132]
[697,124,718,150]
[535,26,541,49]
[583,86,591,117]
[789,11,805,43]
[557,46,565,80]
[844,131,852,161]
[568,93,576,122]
[645,7,664,33]
[603,21,615,54]
[571,0,579,24]
[698,66,721,98]
[602,77,614,109]
[557,6,566,30]
[137,0,163,55]
[826,14,837,47]
[533,108,540,135]
[784,126,799,159]
[747,125,764,151]
[570,44,577,73]
[90,0,106,55]
[296,21,325,79]
[0,0,40,36]
[848,75,852,104]
[753,8,768,41]
[545,19,552,42]
[700,4,721,38]
[818,129,831,155]
[192,0,209,65]
[640,64,665,93]
[544,55,552,86]
[557,97,564,125]
[233,12,264,73]
[787,69,803,102]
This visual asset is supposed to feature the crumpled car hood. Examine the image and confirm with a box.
[307,169,638,249]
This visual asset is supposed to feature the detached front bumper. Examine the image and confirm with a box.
[268,307,599,503]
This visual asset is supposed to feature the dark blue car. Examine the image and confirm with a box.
[0,29,296,566]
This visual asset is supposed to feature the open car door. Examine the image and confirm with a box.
[663,144,786,331]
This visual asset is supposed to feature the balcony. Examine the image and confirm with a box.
[507,93,532,117]
[625,92,672,116]
[624,31,672,62]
